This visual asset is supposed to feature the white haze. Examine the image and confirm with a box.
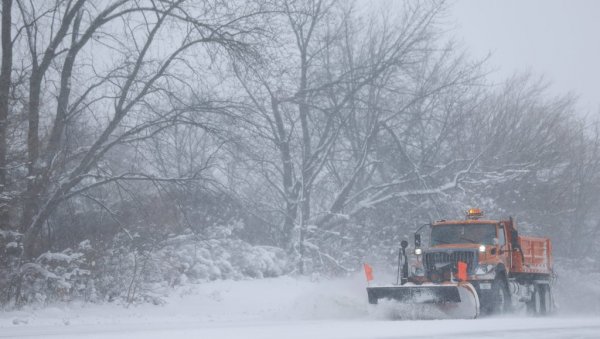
[450,0,600,115]
[1,0,600,337]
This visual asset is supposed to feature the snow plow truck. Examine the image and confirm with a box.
[366,208,555,318]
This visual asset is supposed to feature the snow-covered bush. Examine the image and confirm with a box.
[95,225,290,305]
[16,240,96,305]
[0,224,290,308]
[0,230,23,306]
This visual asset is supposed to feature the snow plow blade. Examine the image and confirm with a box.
[367,283,480,319]
[367,285,461,304]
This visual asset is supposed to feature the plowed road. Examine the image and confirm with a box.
[2,317,599,338]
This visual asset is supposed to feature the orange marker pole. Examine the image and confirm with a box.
[363,263,374,286]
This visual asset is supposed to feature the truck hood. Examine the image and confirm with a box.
[430,243,484,250]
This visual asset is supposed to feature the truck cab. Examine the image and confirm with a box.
[412,209,509,279]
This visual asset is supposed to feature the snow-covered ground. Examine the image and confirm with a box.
[1,275,598,338]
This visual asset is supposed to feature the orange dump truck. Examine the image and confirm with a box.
[366,208,555,318]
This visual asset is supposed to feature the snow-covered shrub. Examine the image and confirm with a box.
[95,226,290,305]
[1,221,291,308]
[16,240,96,305]
[0,230,23,306]
[93,231,159,304]
[152,224,288,283]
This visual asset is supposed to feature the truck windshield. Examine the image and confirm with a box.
[430,223,497,246]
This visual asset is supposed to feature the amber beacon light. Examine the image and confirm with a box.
[466,208,483,219]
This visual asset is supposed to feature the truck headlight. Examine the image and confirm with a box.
[475,264,495,275]
[414,248,422,255]
[478,245,486,252]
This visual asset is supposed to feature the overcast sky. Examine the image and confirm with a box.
[449,0,600,115]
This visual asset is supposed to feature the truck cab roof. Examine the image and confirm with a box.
[433,219,500,226]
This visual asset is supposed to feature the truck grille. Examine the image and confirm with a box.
[424,250,477,274]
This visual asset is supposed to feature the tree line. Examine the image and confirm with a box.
[0,0,598,305]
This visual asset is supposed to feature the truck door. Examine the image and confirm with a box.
[498,224,511,271]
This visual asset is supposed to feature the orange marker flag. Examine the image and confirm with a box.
[457,261,467,281]
[363,263,374,282]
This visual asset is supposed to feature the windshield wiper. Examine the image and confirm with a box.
[432,238,452,244]
[460,236,478,244]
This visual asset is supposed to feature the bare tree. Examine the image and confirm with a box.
[230,0,491,271]
[7,0,265,258]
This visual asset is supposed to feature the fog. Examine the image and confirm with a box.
[0,0,598,331]
[451,0,600,114]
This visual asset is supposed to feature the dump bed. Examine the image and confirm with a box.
[515,236,552,275]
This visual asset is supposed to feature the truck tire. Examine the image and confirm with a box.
[488,276,510,315]
[540,284,554,315]
[527,285,542,315]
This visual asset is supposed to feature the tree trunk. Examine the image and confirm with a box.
[0,0,12,230]
[21,73,42,234]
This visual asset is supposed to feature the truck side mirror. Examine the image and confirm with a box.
[414,234,421,248]
[399,240,409,285]
[511,230,519,247]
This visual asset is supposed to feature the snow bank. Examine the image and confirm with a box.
[0,274,369,328]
